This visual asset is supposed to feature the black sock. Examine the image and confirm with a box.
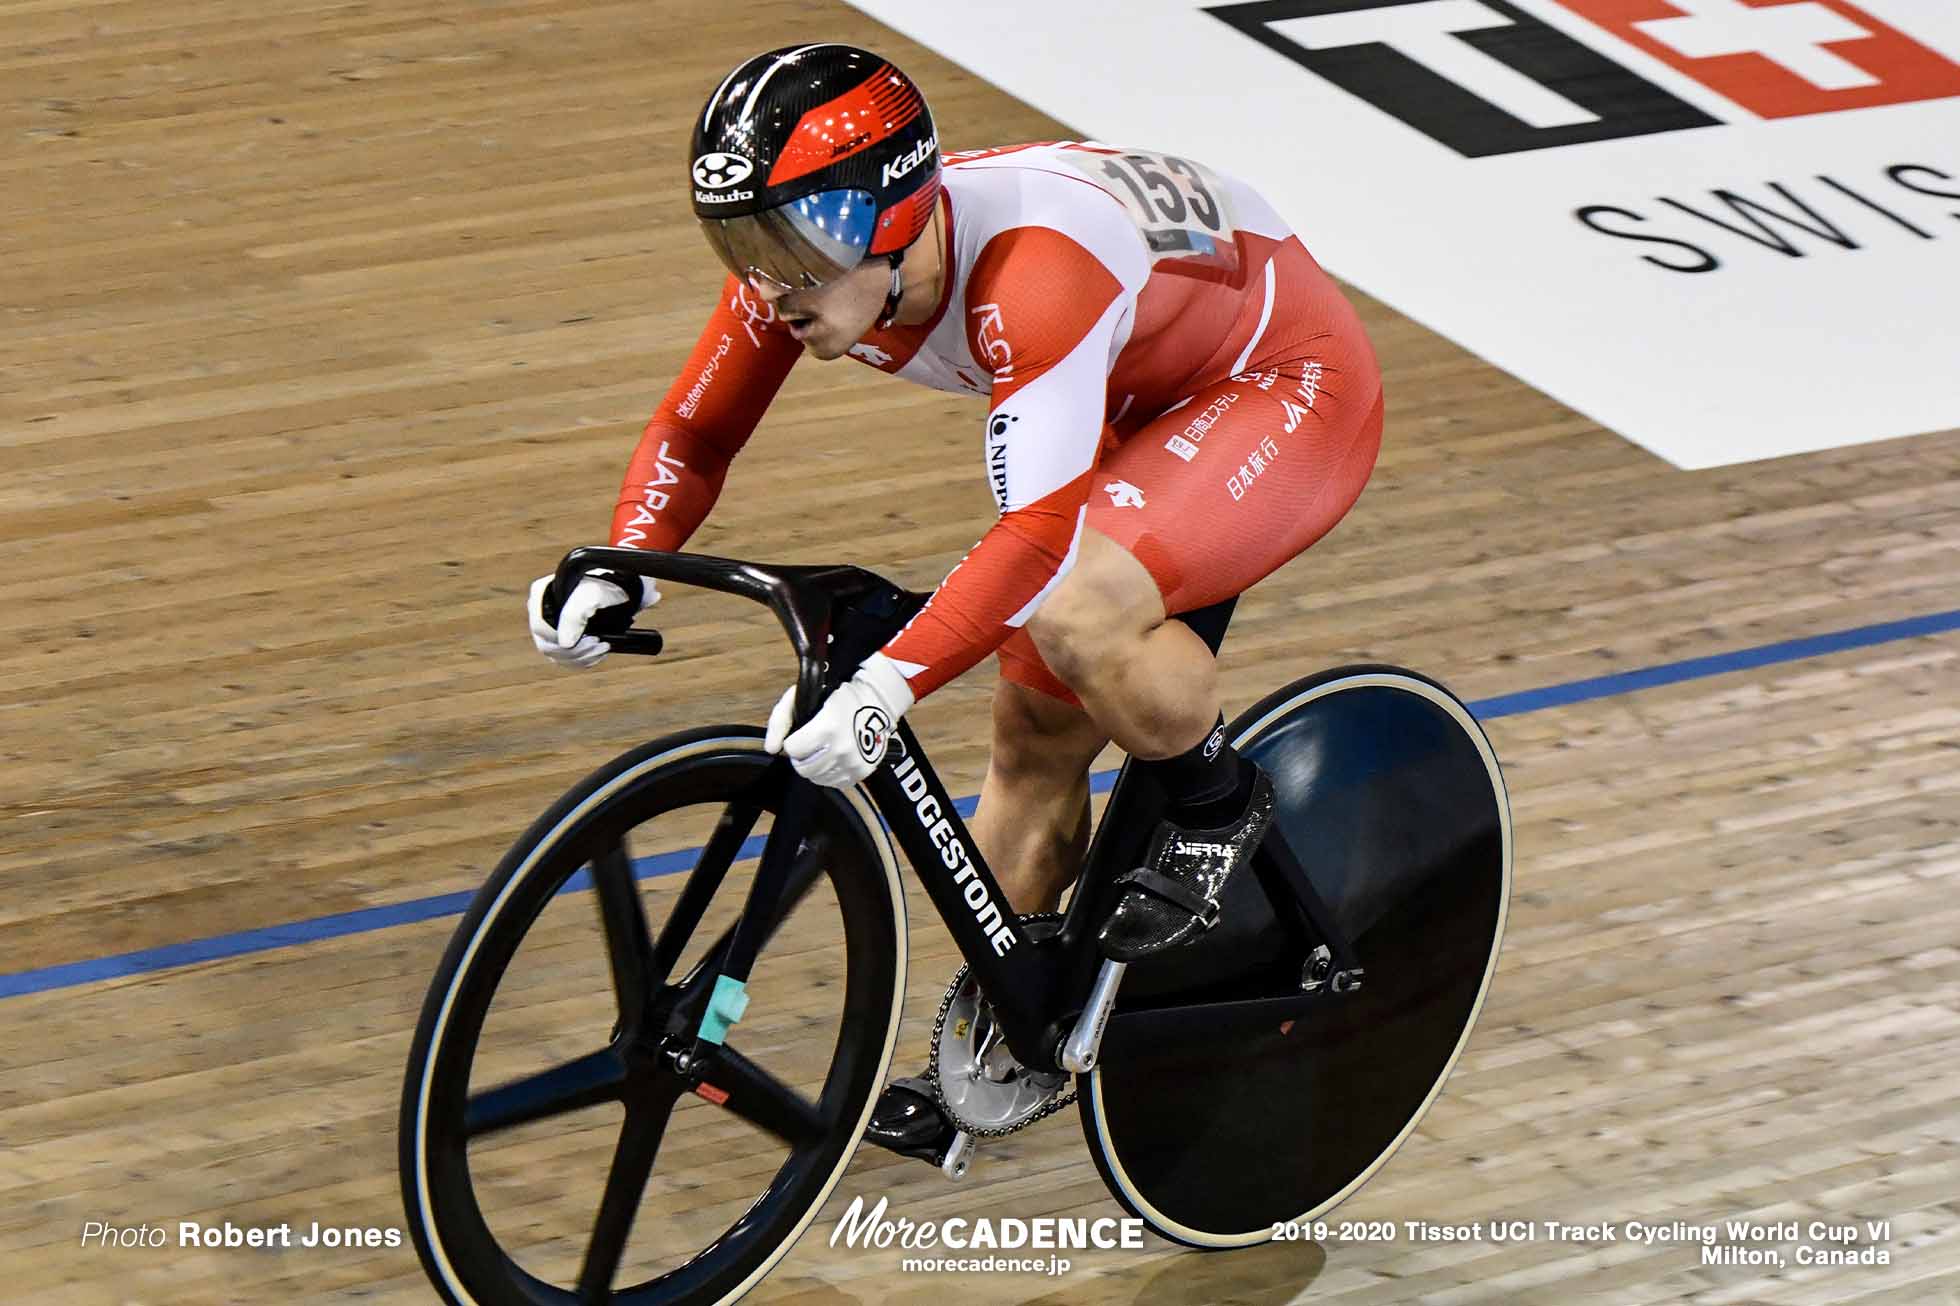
[1139,714,1252,828]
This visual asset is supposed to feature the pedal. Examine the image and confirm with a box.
[864,1076,958,1165]
[1059,958,1127,1073]
[939,1130,976,1181]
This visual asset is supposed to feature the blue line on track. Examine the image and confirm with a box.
[5,607,1955,1002]
[1466,610,1960,718]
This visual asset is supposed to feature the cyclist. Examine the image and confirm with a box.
[528,43,1382,1161]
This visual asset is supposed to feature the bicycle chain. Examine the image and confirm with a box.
[924,912,1079,1138]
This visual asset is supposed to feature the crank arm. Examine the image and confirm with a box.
[1059,958,1128,1073]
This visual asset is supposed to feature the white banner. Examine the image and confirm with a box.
[845,0,1960,468]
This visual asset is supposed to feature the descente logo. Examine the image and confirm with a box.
[890,752,1017,955]
[882,136,938,188]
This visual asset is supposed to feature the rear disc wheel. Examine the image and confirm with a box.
[1080,669,1511,1245]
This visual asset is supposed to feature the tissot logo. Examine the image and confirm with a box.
[1207,0,1960,156]
[1208,0,1718,155]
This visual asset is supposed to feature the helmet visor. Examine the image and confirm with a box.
[699,188,878,290]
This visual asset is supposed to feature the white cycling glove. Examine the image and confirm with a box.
[527,572,659,670]
[764,651,916,788]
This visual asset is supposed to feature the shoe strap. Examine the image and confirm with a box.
[1113,867,1221,927]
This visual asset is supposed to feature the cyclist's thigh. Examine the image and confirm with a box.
[999,626,1082,707]
[996,527,1167,709]
[1092,355,1383,615]
[988,677,1108,775]
[997,363,1381,706]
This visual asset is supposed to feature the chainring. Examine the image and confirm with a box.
[926,913,1076,1138]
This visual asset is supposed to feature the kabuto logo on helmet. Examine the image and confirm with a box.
[692,45,941,279]
[692,152,755,190]
[881,135,937,189]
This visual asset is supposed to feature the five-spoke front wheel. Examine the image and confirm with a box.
[401,728,906,1306]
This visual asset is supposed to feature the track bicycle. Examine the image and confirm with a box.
[399,545,1511,1305]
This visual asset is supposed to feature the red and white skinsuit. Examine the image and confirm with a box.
[613,142,1383,707]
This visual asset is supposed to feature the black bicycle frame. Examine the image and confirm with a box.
[549,546,1361,1076]
[859,721,1086,1069]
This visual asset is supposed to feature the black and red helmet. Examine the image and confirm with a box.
[690,44,940,289]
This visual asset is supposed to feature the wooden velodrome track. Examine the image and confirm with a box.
[4,0,1957,1302]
